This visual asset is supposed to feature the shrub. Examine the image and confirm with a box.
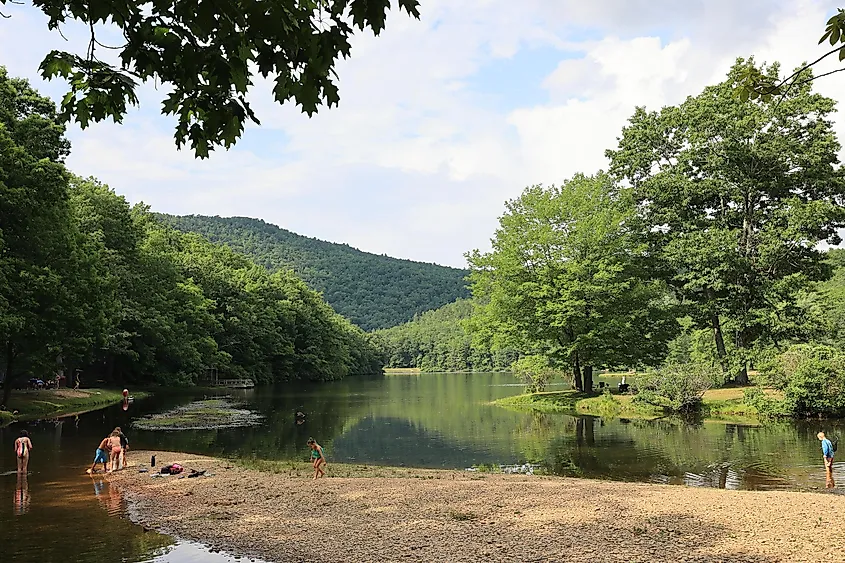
[759,344,845,417]
[742,387,789,419]
[632,362,717,413]
[511,355,561,393]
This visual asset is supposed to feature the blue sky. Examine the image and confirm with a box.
[1,0,843,267]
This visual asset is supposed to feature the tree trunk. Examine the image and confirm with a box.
[734,331,749,385]
[710,313,727,365]
[584,416,595,446]
[583,364,594,394]
[2,341,15,408]
[572,352,583,392]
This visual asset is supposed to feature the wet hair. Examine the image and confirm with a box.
[110,430,120,437]
[307,438,316,445]
[19,430,29,438]
[114,427,122,432]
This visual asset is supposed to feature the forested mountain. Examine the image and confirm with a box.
[0,68,381,404]
[159,215,470,331]
[374,299,518,372]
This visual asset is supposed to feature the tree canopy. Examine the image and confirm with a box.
[5,0,420,157]
[0,67,382,405]
[466,173,679,392]
[608,60,845,383]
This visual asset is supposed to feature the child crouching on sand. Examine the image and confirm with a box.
[308,438,326,479]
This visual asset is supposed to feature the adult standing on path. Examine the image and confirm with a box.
[14,430,33,474]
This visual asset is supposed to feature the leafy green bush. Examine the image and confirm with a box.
[632,362,717,412]
[759,344,845,417]
[511,355,560,393]
[742,387,789,419]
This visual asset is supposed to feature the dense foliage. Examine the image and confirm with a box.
[632,362,718,413]
[374,299,517,372]
[755,344,845,418]
[11,0,420,157]
[161,215,470,331]
[0,68,381,405]
[608,60,845,384]
[467,173,679,392]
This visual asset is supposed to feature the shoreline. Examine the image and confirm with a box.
[0,388,150,427]
[494,388,767,424]
[110,450,845,563]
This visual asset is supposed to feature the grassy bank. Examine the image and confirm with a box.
[0,388,150,426]
[383,367,422,375]
[494,387,776,424]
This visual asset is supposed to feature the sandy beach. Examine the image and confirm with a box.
[110,451,845,563]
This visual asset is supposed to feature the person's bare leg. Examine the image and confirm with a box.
[21,454,28,474]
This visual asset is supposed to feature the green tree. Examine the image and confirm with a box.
[0,68,86,406]
[466,173,678,393]
[14,0,420,157]
[608,60,845,384]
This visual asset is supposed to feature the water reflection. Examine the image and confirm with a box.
[3,373,845,562]
[14,472,30,515]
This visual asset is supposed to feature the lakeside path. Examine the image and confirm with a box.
[111,451,845,563]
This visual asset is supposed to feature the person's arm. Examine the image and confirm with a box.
[317,445,326,463]
[26,438,33,450]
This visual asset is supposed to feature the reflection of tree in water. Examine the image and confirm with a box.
[328,416,501,468]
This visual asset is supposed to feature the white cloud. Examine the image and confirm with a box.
[0,0,842,267]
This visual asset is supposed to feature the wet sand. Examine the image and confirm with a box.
[111,451,845,563]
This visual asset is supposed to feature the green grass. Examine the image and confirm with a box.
[575,393,664,419]
[1,388,150,426]
[494,390,589,412]
[493,386,774,424]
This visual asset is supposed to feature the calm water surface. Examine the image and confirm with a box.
[2,372,843,562]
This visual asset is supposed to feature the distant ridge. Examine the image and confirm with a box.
[159,214,470,330]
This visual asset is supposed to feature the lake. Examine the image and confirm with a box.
[1,372,842,562]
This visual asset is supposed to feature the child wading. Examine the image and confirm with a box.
[14,430,33,474]
[107,430,123,472]
[88,436,111,474]
[308,438,326,479]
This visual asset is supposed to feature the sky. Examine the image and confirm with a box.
[1,0,844,268]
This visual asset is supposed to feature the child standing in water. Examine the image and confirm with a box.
[107,430,122,472]
[14,430,33,474]
[307,438,326,479]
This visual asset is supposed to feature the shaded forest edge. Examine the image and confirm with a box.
[159,214,470,331]
[0,68,383,410]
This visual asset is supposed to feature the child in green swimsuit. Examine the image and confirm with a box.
[307,438,326,479]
